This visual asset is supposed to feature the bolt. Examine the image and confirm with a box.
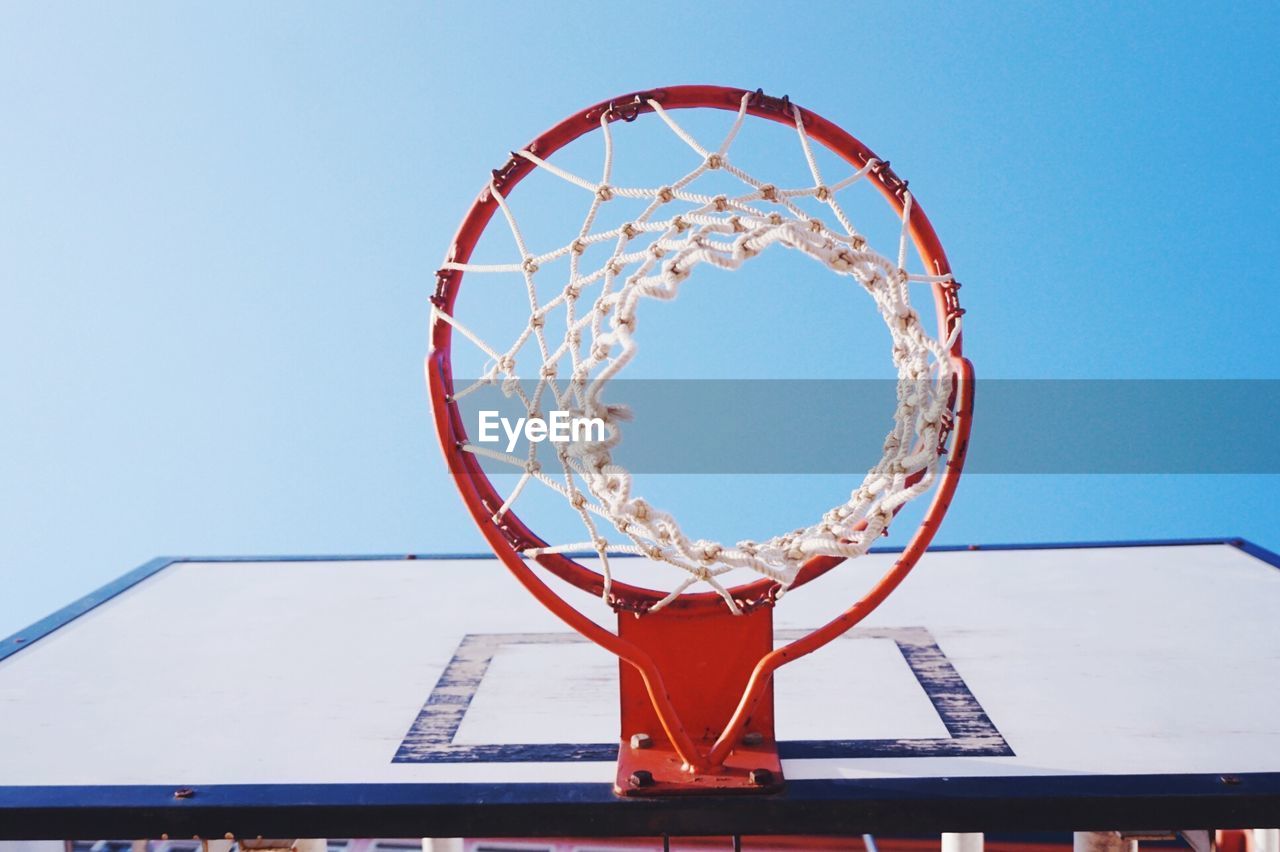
[630,732,653,750]
[173,787,196,799]
[742,731,765,746]
[749,768,774,787]
[629,770,655,788]
[1221,774,1241,785]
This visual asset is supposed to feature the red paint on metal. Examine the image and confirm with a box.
[615,605,781,791]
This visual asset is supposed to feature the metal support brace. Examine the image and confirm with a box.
[942,833,984,851]
[422,841,464,852]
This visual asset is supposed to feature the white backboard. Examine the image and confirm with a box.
[1,539,1278,838]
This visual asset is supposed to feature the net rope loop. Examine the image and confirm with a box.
[430,87,965,615]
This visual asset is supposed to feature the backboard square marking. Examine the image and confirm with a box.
[393,627,1012,763]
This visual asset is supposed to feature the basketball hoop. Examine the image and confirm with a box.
[426,85,973,795]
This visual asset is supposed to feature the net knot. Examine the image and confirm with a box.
[522,258,539,275]
[713,195,730,212]
[706,153,725,170]
[621,222,639,239]
[657,186,675,203]
[760,184,778,202]
[595,185,614,202]
[815,185,831,201]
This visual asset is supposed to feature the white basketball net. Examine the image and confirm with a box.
[432,92,960,613]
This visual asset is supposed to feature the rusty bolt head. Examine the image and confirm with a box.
[629,769,655,788]
[173,787,196,799]
[748,768,774,787]
[742,731,765,746]
[630,732,653,750]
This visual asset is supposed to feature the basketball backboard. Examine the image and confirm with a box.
[1,539,1278,839]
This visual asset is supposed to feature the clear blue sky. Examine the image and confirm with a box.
[2,1,1277,635]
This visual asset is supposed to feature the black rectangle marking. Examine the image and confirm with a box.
[393,626,1012,763]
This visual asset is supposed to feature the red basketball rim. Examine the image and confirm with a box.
[427,84,970,615]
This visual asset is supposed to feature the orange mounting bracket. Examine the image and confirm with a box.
[615,605,781,795]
